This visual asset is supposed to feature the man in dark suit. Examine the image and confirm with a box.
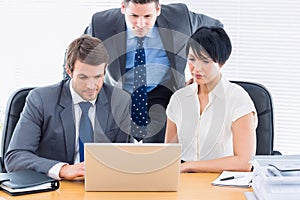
[5,35,131,180]
[80,0,223,143]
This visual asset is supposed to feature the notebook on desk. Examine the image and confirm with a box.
[84,143,181,191]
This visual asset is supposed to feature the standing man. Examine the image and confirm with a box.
[5,35,131,180]
[82,0,223,143]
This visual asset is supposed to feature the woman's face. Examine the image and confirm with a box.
[187,47,221,87]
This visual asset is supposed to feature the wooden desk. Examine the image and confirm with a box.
[0,173,251,200]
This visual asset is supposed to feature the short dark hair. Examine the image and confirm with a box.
[186,27,232,66]
[123,0,159,7]
[66,34,108,72]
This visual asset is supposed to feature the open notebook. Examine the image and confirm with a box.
[84,143,181,191]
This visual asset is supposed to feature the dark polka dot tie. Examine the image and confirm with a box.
[131,37,148,142]
[79,102,94,162]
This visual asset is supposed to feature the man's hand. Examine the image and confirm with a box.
[59,162,85,180]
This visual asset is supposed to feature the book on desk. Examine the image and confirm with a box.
[0,169,59,196]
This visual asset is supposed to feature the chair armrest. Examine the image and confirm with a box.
[273,150,282,155]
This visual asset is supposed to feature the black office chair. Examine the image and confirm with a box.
[231,81,281,155]
[0,87,34,172]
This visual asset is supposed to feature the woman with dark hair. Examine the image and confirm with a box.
[165,27,257,173]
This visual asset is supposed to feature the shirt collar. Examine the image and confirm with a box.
[69,79,96,106]
[188,74,228,101]
[209,75,228,101]
[126,25,157,40]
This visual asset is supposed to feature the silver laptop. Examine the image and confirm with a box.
[84,143,182,191]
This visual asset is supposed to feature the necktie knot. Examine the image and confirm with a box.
[136,37,145,49]
[79,102,92,114]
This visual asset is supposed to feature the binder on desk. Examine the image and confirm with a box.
[0,169,59,196]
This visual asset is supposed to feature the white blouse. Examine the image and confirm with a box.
[166,77,257,161]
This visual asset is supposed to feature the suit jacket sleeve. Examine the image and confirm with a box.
[4,80,75,174]
[187,7,223,32]
[4,89,62,174]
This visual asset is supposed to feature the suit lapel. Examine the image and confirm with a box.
[156,15,189,90]
[94,86,110,142]
[156,18,176,71]
[104,14,126,85]
[59,80,76,164]
[115,16,127,75]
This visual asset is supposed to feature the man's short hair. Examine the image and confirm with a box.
[66,34,109,72]
[123,0,159,7]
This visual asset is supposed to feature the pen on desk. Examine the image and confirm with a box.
[220,175,244,181]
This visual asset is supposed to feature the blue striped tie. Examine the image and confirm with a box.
[131,37,148,142]
[79,102,93,162]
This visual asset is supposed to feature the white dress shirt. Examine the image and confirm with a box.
[166,76,257,161]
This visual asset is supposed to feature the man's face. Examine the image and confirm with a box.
[121,1,161,37]
[67,60,106,101]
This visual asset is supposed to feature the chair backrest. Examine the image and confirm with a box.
[231,81,280,155]
[0,87,34,172]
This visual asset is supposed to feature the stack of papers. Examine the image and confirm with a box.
[248,155,300,200]
[244,192,258,200]
[211,171,253,188]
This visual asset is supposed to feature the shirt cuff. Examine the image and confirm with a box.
[47,162,68,180]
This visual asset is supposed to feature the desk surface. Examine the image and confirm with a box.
[0,173,251,200]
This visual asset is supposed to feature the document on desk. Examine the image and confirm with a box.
[211,171,253,188]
